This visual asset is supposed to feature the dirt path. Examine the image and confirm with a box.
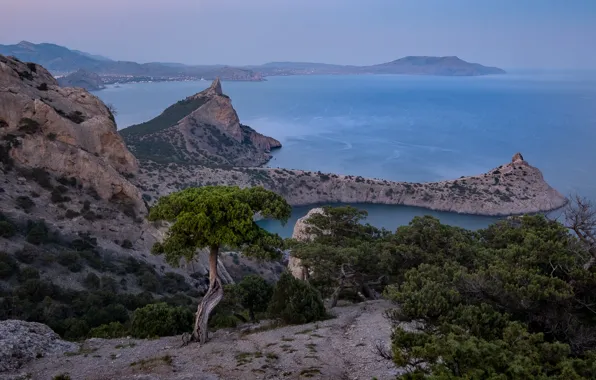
[3,300,399,380]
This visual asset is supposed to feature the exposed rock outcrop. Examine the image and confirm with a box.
[288,208,325,279]
[120,78,280,166]
[0,54,144,213]
[0,320,78,373]
[57,69,106,91]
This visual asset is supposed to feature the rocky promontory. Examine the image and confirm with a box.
[136,152,566,217]
[117,75,565,217]
[120,78,280,166]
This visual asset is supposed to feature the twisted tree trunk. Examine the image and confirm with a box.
[193,245,224,344]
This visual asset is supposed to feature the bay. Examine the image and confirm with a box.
[96,72,596,237]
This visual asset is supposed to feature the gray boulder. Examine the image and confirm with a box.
[0,320,78,373]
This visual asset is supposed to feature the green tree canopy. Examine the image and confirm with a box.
[288,206,394,306]
[236,275,273,322]
[148,186,291,344]
[385,215,596,379]
[149,186,291,264]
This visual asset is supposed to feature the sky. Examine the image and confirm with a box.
[1,0,595,69]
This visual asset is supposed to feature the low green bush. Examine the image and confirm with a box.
[130,302,193,338]
[25,221,49,245]
[268,272,326,324]
[83,273,100,290]
[16,196,35,212]
[138,271,159,293]
[209,313,239,329]
[88,321,128,339]
[18,266,40,281]
[100,275,119,293]
[0,252,18,279]
[0,220,15,238]
[18,118,41,134]
[15,247,38,264]
[237,275,273,322]
[121,239,133,249]
[57,251,82,272]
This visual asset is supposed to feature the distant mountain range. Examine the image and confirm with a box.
[0,41,505,86]
[0,41,264,82]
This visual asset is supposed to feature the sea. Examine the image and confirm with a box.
[95,72,596,237]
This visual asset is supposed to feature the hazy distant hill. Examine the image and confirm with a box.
[248,56,505,76]
[71,49,113,62]
[364,56,506,76]
[0,41,505,80]
[56,69,106,91]
[0,41,99,72]
[0,41,264,81]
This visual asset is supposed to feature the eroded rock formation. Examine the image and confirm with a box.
[288,208,325,280]
[0,54,144,213]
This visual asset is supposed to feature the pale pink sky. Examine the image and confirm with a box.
[1,0,595,68]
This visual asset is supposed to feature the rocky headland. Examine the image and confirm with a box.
[114,75,565,217]
[135,150,566,217]
[120,78,280,167]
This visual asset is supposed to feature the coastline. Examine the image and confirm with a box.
[135,153,568,218]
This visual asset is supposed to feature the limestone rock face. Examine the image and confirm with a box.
[121,78,280,166]
[288,208,325,280]
[0,54,144,213]
[0,320,78,373]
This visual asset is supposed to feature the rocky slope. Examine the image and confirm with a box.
[136,152,567,217]
[120,78,280,166]
[0,54,144,214]
[0,55,255,301]
[0,55,282,282]
[57,69,106,91]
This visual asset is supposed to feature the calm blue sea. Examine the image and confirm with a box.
[95,72,596,237]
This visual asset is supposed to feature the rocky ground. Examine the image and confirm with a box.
[3,300,401,380]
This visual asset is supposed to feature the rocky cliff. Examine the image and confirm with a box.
[0,54,144,213]
[287,208,324,280]
[57,69,106,91]
[136,153,567,216]
[120,78,280,166]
